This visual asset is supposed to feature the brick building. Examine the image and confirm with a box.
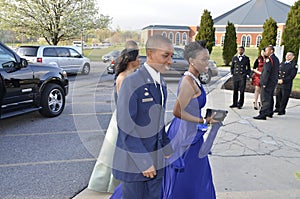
[141,0,291,47]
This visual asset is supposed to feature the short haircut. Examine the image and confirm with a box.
[268,45,275,52]
[145,34,172,51]
[125,40,138,50]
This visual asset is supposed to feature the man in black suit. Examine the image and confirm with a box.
[230,46,251,109]
[254,45,279,120]
[274,51,298,115]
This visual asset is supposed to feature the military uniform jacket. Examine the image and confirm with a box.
[231,55,251,78]
[278,60,298,89]
[113,65,173,182]
[260,54,279,88]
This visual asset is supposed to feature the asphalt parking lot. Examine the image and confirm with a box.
[0,62,226,198]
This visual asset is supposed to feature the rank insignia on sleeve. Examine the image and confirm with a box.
[295,64,298,69]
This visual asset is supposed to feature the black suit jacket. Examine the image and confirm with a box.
[231,54,251,78]
[260,54,279,89]
[278,60,298,89]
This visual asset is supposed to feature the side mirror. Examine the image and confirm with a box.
[20,58,28,68]
[2,61,18,73]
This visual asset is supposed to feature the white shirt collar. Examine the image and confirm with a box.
[144,63,161,84]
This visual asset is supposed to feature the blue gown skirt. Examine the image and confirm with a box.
[162,136,216,199]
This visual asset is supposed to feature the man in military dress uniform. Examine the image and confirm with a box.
[230,46,251,109]
[254,45,279,120]
[274,51,298,115]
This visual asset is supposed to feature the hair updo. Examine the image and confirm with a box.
[184,40,207,63]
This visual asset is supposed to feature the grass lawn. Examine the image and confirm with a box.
[210,46,259,67]
[292,74,300,92]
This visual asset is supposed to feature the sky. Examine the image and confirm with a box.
[96,0,296,30]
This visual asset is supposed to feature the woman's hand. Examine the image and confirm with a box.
[206,117,219,124]
[205,112,219,124]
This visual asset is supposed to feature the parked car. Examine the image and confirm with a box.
[16,45,91,75]
[0,42,69,119]
[106,47,218,84]
[102,50,121,63]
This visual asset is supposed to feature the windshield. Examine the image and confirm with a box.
[17,47,39,57]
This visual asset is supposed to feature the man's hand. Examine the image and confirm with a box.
[142,165,157,178]
[278,79,283,84]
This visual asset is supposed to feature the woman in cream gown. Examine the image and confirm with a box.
[88,44,140,193]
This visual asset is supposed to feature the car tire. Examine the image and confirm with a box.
[39,83,65,117]
[199,70,212,84]
[81,64,90,75]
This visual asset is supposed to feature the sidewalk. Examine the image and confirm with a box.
[74,83,300,199]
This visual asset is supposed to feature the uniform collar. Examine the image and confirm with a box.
[144,63,161,84]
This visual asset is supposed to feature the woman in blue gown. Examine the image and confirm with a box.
[162,40,218,199]
[110,40,219,199]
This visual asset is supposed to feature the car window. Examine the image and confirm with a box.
[173,48,184,59]
[17,47,38,57]
[56,48,70,57]
[69,48,81,58]
[43,47,58,57]
[0,46,16,68]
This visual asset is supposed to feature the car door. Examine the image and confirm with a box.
[55,47,72,72]
[167,47,188,76]
[68,48,83,72]
[0,45,36,110]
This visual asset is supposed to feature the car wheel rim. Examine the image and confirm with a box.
[83,65,89,74]
[200,73,208,82]
[48,89,63,113]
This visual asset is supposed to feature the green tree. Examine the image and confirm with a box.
[282,0,300,63]
[0,0,111,45]
[195,9,215,54]
[222,21,237,66]
[258,17,278,54]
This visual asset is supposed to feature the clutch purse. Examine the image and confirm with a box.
[205,108,228,122]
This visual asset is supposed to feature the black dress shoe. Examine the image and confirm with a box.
[238,106,242,109]
[266,114,273,118]
[278,112,285,115]
[274,109,279,113]
[253,115,266,120]
[230,104,238,108]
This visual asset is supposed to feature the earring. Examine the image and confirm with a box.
[191,63,194,65]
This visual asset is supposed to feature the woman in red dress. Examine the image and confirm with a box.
[252,49,265,110]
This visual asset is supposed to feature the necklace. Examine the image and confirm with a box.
[184,71,201,87]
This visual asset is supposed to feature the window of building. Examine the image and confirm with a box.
[182,32,187,45]
[162,32,167,38]
[169,32,174,43]
[246,35,251,47]
[175,32,180,45]
[221,35,225,46]
[256,35,262,47]
[276,30,281,46]
[241,35,246,47]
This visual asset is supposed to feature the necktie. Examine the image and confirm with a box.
[156,81,162,105]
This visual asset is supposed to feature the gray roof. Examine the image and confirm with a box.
[214,0,291,26]
[142,25,190,31]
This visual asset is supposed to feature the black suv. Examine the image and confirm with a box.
[0,42,69,119]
